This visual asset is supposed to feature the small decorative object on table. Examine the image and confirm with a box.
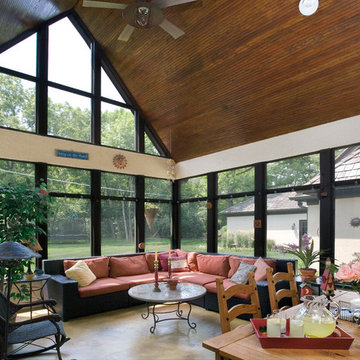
[167,278,178,290]
[335,260,360,326]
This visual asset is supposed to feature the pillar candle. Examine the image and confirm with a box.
[168,244,171,258]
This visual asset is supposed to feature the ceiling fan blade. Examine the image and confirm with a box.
[152,0,197,9]
[118,24,135,41]
[159,19,185,39]
[82,0,127,9]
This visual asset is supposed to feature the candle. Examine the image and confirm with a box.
[168,244,171,258]
[267,318,281,337]
[155,245,157,261]
[290,320,304,337]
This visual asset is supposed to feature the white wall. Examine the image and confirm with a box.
[175,115,360,179]
[0,128,169,178]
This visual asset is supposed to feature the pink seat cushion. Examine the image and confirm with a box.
[204,279,251,301]
[145,253,155,272]
[64,257,109,278]
[187,252,199,271]
[197,254,230,277]
[115,272,168,287]
[228,256,276,278]
[78,277,129,298]
[173,272,224,286]
[109,255,150,277]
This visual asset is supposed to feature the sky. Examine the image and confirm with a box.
[0,17,125,111]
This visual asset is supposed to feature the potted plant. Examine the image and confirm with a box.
[0,181,53,300]
[144,203,159,230]
[273,234,322,281]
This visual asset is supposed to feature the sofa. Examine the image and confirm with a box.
[43,250,297,321]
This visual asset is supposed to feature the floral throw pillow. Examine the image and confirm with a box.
[229,262,257,284]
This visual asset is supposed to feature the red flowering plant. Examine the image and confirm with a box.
[334,261,360,294]
[272,234,323,270]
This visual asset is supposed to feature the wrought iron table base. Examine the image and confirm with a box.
[141,302,196,333]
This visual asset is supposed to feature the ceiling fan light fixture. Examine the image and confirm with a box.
[299,0,319,16]
[122,2,164,28]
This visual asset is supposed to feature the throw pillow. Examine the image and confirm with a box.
[171,255,190,272]
[230,262,257,284]
[254,256,271,281]
[64,256,109,278]
[158,251,177,271]
[65,260,96,287]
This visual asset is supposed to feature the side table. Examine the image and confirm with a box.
[13,273,51,319]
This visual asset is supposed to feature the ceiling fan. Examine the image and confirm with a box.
[82,0,197,41]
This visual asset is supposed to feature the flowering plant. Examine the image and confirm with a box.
[273,234,322,269]
[334,261,360,294]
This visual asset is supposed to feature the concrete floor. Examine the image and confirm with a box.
[14,304,248,360]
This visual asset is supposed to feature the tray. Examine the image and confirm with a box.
[250,318,354,349]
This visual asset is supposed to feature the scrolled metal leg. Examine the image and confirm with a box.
[150,304,157,334]
[141,303,150,319]
[185,302,196,329]
[176,302,183,317]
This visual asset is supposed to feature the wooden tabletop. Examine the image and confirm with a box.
[203,291,360,360]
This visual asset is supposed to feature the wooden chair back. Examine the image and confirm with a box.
[266,262,300,313]
[216,272,262,334]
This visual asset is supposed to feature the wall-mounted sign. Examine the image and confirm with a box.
[56,150,89,160]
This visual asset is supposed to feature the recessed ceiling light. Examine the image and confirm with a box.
[299,0,319,16]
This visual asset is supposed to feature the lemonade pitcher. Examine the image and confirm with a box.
[294,295,340,338]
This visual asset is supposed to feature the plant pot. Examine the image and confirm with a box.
[167,279,178,291]
[300,268,317,282]
[145,207,158,229]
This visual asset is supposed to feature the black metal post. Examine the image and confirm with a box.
[254,163,266,257]
[172,180,180,249]
[319,149,335,273]
[136,176,145,252]
[207,173,218,253]
[91,170,101,255]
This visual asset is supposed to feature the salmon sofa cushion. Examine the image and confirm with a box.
[196,254,230,277]
[109,255,150,277]
[145,253,155,272]
[173,271,224,286]
[64,256,109,278]
[78,277,129,298]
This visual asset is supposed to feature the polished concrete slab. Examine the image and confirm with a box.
[14,304,248,360]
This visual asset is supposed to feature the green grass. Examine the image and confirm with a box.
[47,237,298,264]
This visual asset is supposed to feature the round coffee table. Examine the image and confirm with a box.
[128,282,206,333]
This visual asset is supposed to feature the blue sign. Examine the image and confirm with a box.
[56,150,89,160]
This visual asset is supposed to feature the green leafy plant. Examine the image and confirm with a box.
[0,181,54,300]
[273,234,323,269]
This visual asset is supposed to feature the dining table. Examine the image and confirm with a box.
[203,290,360,360]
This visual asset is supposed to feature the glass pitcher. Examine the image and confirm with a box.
[294,295,340,338]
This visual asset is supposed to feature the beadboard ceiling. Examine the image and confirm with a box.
[1,0,360,161]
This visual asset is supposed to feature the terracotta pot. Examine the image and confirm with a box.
[167,279,178,291]
[300,268,317,282]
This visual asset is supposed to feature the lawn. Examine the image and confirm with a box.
[47,237,298,264]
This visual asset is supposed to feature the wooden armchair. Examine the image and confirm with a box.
[266,262,300,313]
[0,291,70,359]
[216,272,262,334]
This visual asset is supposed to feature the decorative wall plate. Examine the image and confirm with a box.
[113,154,127,169]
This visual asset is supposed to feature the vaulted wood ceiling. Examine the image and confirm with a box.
[1,1,360,162]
